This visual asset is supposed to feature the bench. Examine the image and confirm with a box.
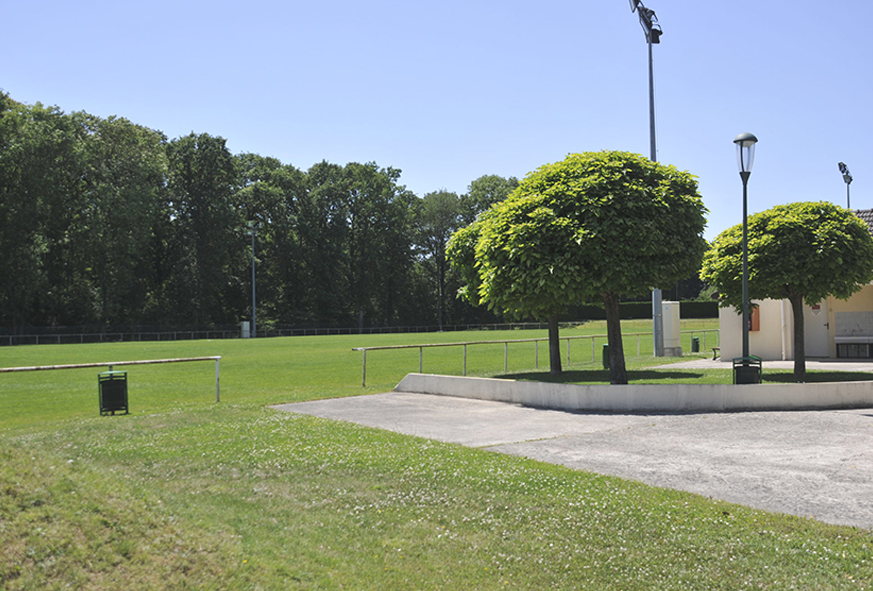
[711,347,721,360]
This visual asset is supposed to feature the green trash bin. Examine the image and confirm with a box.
[99,371,129,416]
[691,337,700,353]
[602,344,609,370]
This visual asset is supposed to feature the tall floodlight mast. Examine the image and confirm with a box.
[629,0,665,357]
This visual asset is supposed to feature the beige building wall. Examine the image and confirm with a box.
[829,285,873,314]
[827,285,873,357]
[719,286,873,360]
[718,299,790,361]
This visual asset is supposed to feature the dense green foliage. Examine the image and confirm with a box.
[449,151,708,382]
[0,93,507,332]
[701,201,873,381]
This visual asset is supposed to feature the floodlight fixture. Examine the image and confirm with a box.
[838,162,853,208]
[838,162,853,185]
[630,0,662,43]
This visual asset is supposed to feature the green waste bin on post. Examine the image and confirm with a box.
[99,371,129,416]
[602,344,609,370]
[732,356,762,385]
[691,337,700,353]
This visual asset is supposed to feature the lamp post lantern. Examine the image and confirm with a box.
[247,221,260,338]
[734,132,757,360]
[629,0,665,357]
[838,162,853,209]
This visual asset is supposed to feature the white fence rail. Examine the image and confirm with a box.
[0,356,222,402]
[353,330,719,387]
[0,322,556,346]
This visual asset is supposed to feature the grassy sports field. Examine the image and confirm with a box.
[2,320,872,589]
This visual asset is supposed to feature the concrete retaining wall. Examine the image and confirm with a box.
[394,373,873,413]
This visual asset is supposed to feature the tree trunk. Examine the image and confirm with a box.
[99,252,107,334]
[789,293,806,382]
[437,257,445,331]
[602,291,628,385]
[548,313,562,375]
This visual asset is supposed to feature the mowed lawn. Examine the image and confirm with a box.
[2,323,872,590]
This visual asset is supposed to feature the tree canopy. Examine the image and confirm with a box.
[417,191,463,329]
[459,174,519,225]
[448,151,708,382]
[701,201,873,381]
[0,93,511,333]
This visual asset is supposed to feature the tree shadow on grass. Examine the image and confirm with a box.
[496,369,705,384]
[763,371,873,383]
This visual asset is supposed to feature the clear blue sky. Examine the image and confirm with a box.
[3,0,871,239]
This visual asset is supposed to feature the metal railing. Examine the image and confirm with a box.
[1,319,720,347]
[0,356,222,402]
[353,330,719,386]
[1,331,240,346]
[0,322,556,346]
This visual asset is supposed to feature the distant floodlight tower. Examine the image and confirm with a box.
[247,221,260,338]
[629,0,665,357]
[838,162,853,209]
[629,0,662,162]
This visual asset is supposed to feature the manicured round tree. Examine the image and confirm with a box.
[701,201,873,382]
[448,151,708,383]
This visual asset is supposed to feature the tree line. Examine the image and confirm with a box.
[0,93,519,332]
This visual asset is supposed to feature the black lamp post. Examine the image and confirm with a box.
[838,162,853,209]
[734,132,757,359]
[629,0,665,356]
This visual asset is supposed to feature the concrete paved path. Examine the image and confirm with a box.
[273,391,873,530]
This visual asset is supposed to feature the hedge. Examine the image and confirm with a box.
[562,300,717,321]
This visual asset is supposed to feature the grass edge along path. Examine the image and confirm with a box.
[3,325,873,589]
[3,403,873,590]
